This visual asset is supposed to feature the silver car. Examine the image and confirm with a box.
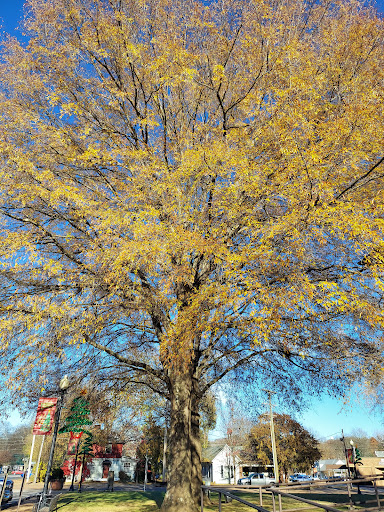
[249,473,276,485]
[237,472,257,485]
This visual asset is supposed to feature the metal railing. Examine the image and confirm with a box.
[201,475,384,512]
[201,486,271,512]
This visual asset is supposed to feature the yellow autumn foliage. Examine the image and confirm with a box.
[0,0,383,510]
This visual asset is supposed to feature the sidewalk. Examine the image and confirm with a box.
[13,480,44,494]
[9,480,61,511]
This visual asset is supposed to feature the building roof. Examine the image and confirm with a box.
[202,444,244,463]
[202,444,225,462]
[318,459,345,471]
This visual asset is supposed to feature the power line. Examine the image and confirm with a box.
[318,431,342,441]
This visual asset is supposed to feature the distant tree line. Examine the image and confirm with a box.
[319,430,384,459]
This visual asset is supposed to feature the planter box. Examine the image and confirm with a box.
[50,479,64,490]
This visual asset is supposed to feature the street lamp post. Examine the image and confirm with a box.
[39,375,69,510]
[350,439,361,494]
[349,440,356,477]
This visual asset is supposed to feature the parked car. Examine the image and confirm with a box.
[238,473,258,485]
[238,473,276,485]
[0,477,14,503]
[11,469,24,475]
[249,473,276,485]
[289,473,313,483]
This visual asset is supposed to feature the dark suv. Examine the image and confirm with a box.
[0,477,14,503]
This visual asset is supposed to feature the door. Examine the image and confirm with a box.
[102,461,111,478]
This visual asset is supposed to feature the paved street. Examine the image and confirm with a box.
[1,476,44,509]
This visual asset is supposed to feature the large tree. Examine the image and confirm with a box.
[244,414,321,479]
[0,0,384,510]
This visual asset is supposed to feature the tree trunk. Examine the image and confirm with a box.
[160,372,200,512]
[191,377,203,505]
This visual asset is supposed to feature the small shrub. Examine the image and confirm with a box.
[50,467,65,481]
[119,470,131,483]
[37,462,47,483]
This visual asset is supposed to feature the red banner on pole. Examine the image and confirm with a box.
[33,397,58,435]
[68,431,83,455]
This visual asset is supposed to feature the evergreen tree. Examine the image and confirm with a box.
[59,398,92,434]
[79,431,94,456]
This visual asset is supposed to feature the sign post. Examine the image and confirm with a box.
[33,436,45,484]
[25,435,36,484]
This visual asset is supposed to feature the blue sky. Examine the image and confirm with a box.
[209,390,384,441]
[1,0,384,440]
[299,396,384,440]
[0,0,25,38]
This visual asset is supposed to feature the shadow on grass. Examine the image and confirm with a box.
[227,490,384,511]
[298,492,384,505]
[150,490,166,508]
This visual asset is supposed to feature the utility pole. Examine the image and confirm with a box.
[263,389,279,483]
[340,430,351,479]
[227,428,235,485]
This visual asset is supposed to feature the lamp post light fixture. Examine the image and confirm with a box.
[39,375,70,511]
[350,440,357,478]
[349,440,355,463]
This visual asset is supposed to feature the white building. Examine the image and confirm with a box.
[202,443,242,485]
[86,456,137,481]
[317,459,347,479]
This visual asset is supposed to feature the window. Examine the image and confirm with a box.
[220,465,224,478]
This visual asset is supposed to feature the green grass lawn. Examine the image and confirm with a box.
[57,491,164,511]
[55,488,384,512]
